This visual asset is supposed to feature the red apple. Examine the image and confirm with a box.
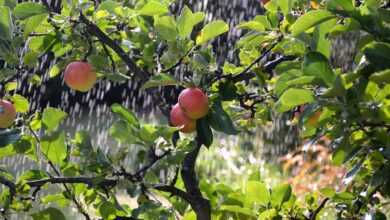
[64,61,97,92]
[0,100,16,128]
[170,103,196,133]
[178,87,209,119]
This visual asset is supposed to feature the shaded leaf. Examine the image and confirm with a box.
[0,129,20,148]
[31,207,66,220]
[302,52,336,87]
[196,117,213,148]
[14,2,47,19]
[208,101,238,135]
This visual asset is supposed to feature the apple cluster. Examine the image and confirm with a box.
[170,88,209,133]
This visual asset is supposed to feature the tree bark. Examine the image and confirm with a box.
[181,142,211,220]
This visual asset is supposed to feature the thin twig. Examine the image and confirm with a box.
[232,38,282,83]
[79,13,149,81]
[162,46,196,73]
[309,198,329,220]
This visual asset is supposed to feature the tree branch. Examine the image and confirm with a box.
[309,198,329,220]
[78,13,150,81]
[231,40,281,83]
[0,176,16,203]
[162,46,197,73]
[181,141,211,220]
[26,177,118,188]
[152,184,192,204]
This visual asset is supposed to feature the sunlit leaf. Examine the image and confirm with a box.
[42,107,67,132]
[138,1,168,16]
[142,73,179,89]
[177,6,205,38]
[11,94,29,113]
[41,131,67,165]
[291,10,336,36]
[196,20,229,45]
[111,104,139,127]
[275,88,315,112]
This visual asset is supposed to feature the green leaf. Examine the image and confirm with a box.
[142,73,179,89]
[4,81,17,91]
[321,75,346,97]
[254,15,272,30]
[196,20,229,45]
[177,6,205,38]
[208,101,238,135]
[370,69,390,85]
[0,129,20,148]
[313,18,337,58]
[18,170,48,181]
[329,18,360,37]
[41,131,67,165]
[99,201,117,220]
[109,120,138,144]
[220,205,257,217]
[31,207,66,220]
[274,69,303,96]
[271,184,292,207]
[41,193,69,208]
[237,21,266,32]
[333,192,355,202]
[363,42,390,70]
[139,123,158,144]
[279,0,293,16]
[196,118,213,148]
[291,10,336,36]
[326,0,355,13]
[13,2,47,19]
[138,1,168,16]
[111,104,139,128]
[275,88,315,113]
[42,107,67,132]
[245,181,270,206]
[23,51,39,68]
[286,76,316,87]
[154,16,177,41]
[23,13,48,38]
[11,94,29,113]
[319,187,336,197]
[48,64,61,78]
[258,209,279,219]
[0,6,12,40]
[302,52,336,87]
[275,38,306,56]
[98,0,120,15]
